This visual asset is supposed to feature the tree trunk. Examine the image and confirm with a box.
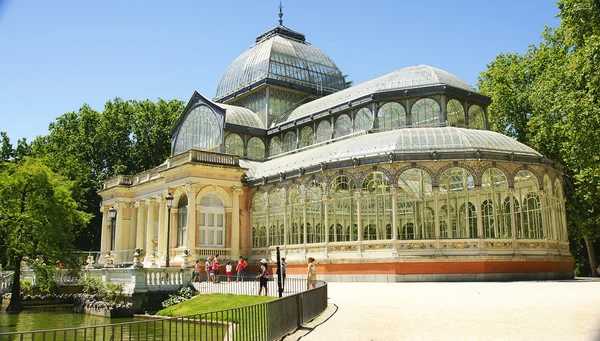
[5,256,23,312]
[583,234,598,277]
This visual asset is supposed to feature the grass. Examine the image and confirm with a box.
[156,293,275,317]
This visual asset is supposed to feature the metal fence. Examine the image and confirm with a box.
[192,274,307,297]
[0,279,327,341]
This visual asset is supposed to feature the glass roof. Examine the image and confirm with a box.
[217,103,264,129]
[283,65,476,123]
[215,30,346,100]
[240,127,540,180]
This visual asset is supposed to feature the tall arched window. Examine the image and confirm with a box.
[439,205,455,239]
[283,131,297,153]
[354,107,373,132]
[361,172,392,240]
[328,176,356,242]
[247,137,265,160]
[397,169,434,240]
[468,105,485,129]
[269,189,285,246]
[286,184,303,245]
[251,194,267,247]
[177,195,188,247]
[446,99,465,127]
[334,114,352,138]
[481,168,510,238]
[316,120,331,143]
[174,105,222,154]
[224,133,244,157]
[269,136,282,157]
[514,170,542,239]
[439,167,476,238]
[199,193,225,247]
[306,181,324,243]
[298,126,314,148]
[378,102,406,129]
[411,98,440,126]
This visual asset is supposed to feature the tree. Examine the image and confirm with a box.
[0,158,90,312]
[478,0,600,276]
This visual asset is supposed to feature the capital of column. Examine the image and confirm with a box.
[185,183,200,194]
[116,202,128,210]
[145,197,156,206]
[134,200,144,209]
[232,187,244,197]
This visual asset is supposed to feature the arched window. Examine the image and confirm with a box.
[199,193,225,247]
[468,105,485,129]
[269,136,282,156]
[224,133,244,157]
[316,120,331,143]
[400,223,415,240]
[439,205,455,239]
[481,168,510,239]
[377,102,406,129]
[269,189,284,246]
[306,181,324,244]
[328,176,356,242]
[247,137,265,160]
[514,170,541,239]
[446,99,465,126]
[354,107,373,132]
[554,179,565,241]
[174,105,222,154]
[287,184,303,245]
[411,98,440,126]
[283,131,297,152]
[334,114,352,138]
[298,126,314,148]
[361,172,392,240]
[439,167,476,238]
[177,195,188,247]
[397,169,434,240]
[543,175,553,240]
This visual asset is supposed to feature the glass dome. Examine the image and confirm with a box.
[284,65,476,123]
[215,26,346,100]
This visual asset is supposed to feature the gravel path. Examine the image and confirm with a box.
[285,279,600,341]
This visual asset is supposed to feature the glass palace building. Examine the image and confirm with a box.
[99,22,574,281]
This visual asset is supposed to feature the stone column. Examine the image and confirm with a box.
[157,196,166,262]
[185,184,199,250]
[114,202,127,263]
[232,187,243,258]
[135,201,146,249]
[129,203,138,251]
[145,198,156,257]
[100,206,108,253]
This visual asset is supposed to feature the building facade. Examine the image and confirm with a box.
[99,22,573,281]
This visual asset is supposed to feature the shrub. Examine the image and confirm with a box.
[161,286,197,308]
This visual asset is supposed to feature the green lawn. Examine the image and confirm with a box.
[156,293,275,317]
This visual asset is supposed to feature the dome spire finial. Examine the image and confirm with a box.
[278,0,283,26]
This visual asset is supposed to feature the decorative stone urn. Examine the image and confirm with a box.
[180,250,191,269]
[85,254,95,270]
[132,248,144,269]
[103,251,115,268]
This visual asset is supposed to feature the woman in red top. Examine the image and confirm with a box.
[236,256,247,282]
[212,254,220,283]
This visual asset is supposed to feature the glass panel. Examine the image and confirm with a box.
[468,105,485,129]
[298,126,314,148]
[361,172,392,240]
[269,136,282,156]
[354,107,373,132]
[514,170,541,239]
[411,98,440,126]
[283,131,297,152]
[397,169,434,240]
[174,105,222,154]
[208,213,214,226]
[334,114,352,138]
[481,168,510,239]
[446,99,465,127]
[224,133,244,157]
[377,102,406,129]
[217,231,223,245]
[217,214,223,228]
[200,213,205,226]
[328,176,357,242]
[247,137,265,160]
[439,167,476,238]
[316,120,331,143]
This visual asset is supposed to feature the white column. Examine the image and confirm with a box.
[509,189,516,239]
[100,206,108,253]
[157,196,166,261]
[391,188,398,240]
[539,190,549,240]
[475,188,483,239]
[114,202,126,262]
[186,184,199,251]
[144,198,156,262]
[129,203,138,251]
[135,201,146,249]
[232,187,243,258]
[324,197,330,243]
[302,199,307,244]
[434,189,440,239]
[356,191,362,241]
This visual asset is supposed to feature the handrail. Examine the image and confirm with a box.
[0,279,328,340]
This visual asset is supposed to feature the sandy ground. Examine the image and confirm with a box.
[284,279,600,341]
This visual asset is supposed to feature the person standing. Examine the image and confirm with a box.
[212,254,220,283]
[205,257,212,282]
[276,257,287,290]
[256,259,269,296]
[226,260,232,283]
[306,257,317,290]
[193,260,201,282]
[236,256,247,282]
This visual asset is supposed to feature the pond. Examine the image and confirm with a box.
[0,304,228,340]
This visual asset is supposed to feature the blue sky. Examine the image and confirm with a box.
[0,1,560,143]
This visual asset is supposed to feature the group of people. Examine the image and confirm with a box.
[193,254,249,283]
[192,255,318,295]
